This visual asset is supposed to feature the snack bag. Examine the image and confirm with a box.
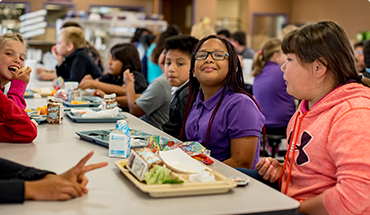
[180,141,205,154]
[148,135,161,153]
[54,89,68,101]
[109,120,131,158]
[102,93,117,110]
[53,76,65,90]
[46,97,63,124]
[126,147,163,181]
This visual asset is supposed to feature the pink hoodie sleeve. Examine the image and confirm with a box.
[0,90,37,143]
[7,79,27,110]
[323,108,370,215]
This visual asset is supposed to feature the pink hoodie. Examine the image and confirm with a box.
[282,83,370,215]
[0,79,27,110]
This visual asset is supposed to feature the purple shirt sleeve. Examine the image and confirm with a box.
[7,79,27,110]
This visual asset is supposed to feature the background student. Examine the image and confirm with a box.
[79,43,147,107]
[36,22,104,81]
[354,41,366,75]
[180,35,265,169]
[161,35,199,139]
[0,151,108,203]
[241,20,370,215]
[252,38,296,137]
[54,27,102,82]
[146,26,181,83]
[362,40,370,78]
[231,31,254,60]
[123,60,172,130]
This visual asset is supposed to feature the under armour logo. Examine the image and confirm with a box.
[287,130,312,165]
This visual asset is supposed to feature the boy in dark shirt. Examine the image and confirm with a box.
[162,35,199,138]
[54,27,102,82]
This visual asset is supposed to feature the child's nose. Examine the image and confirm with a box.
[281,62,287,72]
[205,53,214,63]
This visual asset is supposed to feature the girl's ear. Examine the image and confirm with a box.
[192,69,196,77]
[67,42,74,52]
[313,58,328,78]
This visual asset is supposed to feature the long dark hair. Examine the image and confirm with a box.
[180,35,264,147]
[110,43,142,79]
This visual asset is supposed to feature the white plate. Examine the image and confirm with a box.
[159,148,206,174]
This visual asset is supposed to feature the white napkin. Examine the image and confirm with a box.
[81,107,119,118]
[189,170,215,182]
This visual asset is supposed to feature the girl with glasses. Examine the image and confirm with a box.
[180,35,265,169]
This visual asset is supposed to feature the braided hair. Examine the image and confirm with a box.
[180,35,265,148]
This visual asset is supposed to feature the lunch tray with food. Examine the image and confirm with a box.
[115,158,237,197]
[30,87,54,97]
[24,89,34,98]
[25,106,47,124]
[62,96,103,107]
[76,129,164,148]
[66,110,127,123]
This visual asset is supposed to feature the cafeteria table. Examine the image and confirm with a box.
[0,97,300,215]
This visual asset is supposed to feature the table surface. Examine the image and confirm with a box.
[0,80,299,215]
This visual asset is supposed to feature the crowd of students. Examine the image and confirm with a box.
[1,19,370,214]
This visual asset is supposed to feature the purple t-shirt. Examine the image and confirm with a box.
[253,62,295,128]
[185,86,265,169]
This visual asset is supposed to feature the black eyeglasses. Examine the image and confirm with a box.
[194,51,229,61]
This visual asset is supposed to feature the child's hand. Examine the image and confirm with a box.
[79,79,97,89]
[24,151,108,201]
[255,157,282,183]
[123,69,135,84]
[13,66,32,84]
[37,71,57,81]
[59,151,108,188]
[81,75,93,82]
[93,89,106,98]
[51,45,63,66]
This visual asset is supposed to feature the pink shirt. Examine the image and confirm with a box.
[283,83,370,214]
[1,79,27,110]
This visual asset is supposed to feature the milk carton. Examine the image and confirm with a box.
[102,93,117,110]
[109,120,131,158]
[47,97,63,124]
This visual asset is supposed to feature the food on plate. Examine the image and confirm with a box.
[144,165,183,185]
[37,105,48,115]
[25,108,34,112]
[24,91,30,95]
[51,89,58,96]
[71,101,88,104]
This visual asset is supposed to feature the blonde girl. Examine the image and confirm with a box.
[0,32,31,109]
[252,38,295,136]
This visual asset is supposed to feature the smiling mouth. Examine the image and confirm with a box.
[8,66,18,73]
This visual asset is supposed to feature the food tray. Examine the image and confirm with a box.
[63,107,101,112]
[66,111,127,123]
[115,159,237,198]
[76,129,180,148]
[25,109,47,124]
[62,96,102,107]
[76,129,156,148]
[30,87,54,97]
[24,89,34,98]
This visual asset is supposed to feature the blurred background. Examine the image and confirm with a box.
[1,0,369,70]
